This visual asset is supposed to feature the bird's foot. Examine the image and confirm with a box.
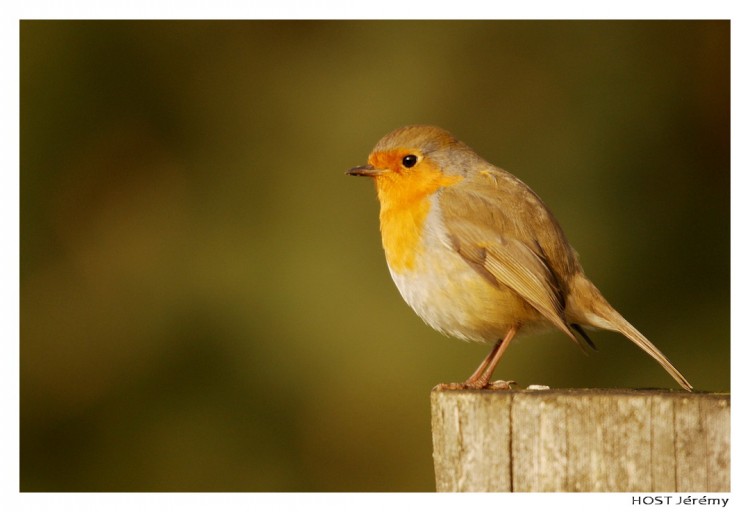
[433,380,516,391]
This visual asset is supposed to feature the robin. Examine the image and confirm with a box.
[346,125,692,391]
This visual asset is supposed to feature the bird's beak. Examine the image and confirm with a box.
[346,164,386,177]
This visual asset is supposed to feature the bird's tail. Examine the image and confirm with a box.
[567,274,693,392]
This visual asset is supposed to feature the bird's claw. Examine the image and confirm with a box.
[433,380,516,391]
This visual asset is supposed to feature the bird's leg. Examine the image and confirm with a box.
[465,339,503,383]
[465,325,518,389]
[434,326,518,391]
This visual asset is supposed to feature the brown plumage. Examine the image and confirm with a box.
[347,125,692,391]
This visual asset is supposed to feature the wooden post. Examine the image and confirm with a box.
[431,388,729,492]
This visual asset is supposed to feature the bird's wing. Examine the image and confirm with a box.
[439,180,577,341]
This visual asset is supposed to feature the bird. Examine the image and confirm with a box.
[346,125,693,391]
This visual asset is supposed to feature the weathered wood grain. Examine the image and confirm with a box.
[431,389,729,492]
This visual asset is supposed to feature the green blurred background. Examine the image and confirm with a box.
[20,21,729,491]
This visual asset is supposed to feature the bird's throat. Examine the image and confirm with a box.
[375,170,462,273]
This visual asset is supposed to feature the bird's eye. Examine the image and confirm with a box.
[402,154,418,168]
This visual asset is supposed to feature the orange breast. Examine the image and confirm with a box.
[372,155,462,273]
[378,192,431,272]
